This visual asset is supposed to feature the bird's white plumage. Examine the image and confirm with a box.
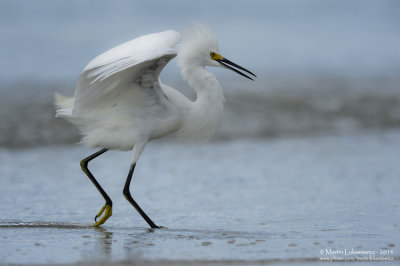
[55,25,251,159]
[84,30,181,71]
[54,25,255,228]
[178,25,220,80]
[73,30,181,115]
[56,30,187,151]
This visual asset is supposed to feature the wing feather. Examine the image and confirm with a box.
[72,30,181,116]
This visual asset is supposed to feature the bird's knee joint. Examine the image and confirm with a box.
[122,189,131,199]
[80,160,88,170]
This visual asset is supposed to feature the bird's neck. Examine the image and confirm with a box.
[184,66,224,103]
[179,66,225,141]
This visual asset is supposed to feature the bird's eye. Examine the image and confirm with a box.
[210,52,216,57]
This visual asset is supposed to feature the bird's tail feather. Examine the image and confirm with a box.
[54,92,74,117]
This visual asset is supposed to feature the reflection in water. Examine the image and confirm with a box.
[94,227,113,259]
[93,227,162,261]
[122,228,159,259]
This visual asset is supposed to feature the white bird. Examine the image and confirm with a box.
[55,25,256,228]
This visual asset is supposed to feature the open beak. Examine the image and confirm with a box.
[216,58,257,81]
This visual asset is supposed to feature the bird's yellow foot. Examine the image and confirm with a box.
[93,204,112,226]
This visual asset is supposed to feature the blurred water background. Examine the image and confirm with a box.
[1,1,400,264]
[1,0,399,147]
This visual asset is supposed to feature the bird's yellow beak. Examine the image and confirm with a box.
[210,52,256,80]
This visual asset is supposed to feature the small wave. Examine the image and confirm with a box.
[1,79,400,147]
[0,221,92,229]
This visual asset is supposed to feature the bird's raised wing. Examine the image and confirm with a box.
[72,30,181,116]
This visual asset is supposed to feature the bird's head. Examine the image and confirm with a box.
[178,24,256,80]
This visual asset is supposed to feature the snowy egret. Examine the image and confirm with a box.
[55,25,256,228]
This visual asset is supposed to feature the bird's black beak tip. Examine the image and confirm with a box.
[217,58,256,81]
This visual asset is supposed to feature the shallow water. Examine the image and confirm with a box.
[0,131,399,264]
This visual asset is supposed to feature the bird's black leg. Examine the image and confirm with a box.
[123,163,160,229]
[80,148,112,226]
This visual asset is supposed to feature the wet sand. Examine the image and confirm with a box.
[1,130,399,265]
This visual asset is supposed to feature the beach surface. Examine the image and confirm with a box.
[0,130,399,265]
